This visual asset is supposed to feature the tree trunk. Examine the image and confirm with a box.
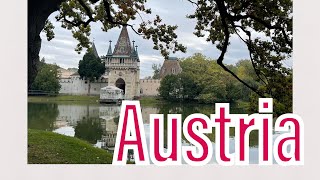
[88,81,91,96]
[28,0,64,89]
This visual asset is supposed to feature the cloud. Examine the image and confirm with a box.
[139,54,164,78]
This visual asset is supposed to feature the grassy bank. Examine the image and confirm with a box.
[28,129,113,164]
[28,95,164,106]
[139,96,165,106]
[28,95,99,104]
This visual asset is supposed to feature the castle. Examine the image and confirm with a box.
[59,26,182,99]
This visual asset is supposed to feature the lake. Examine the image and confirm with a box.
[28,102,280,164]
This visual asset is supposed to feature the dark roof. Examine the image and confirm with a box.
[113,26,132,56]
[160,57,182,78]
[92,42,99,58]
[70,71,79,76]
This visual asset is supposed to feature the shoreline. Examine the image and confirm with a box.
[27,95,165,106]
[28,95,250,108]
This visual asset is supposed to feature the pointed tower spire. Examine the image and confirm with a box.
[107,40,113,56]
[113,26,132,56]
[92,40,99,58]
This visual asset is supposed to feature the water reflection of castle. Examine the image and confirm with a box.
[56,104,159,150]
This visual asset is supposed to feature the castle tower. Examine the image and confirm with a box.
[159,57,182,79]
[92,41,99,58]
[102,26,140,99]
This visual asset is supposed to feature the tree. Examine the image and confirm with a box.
[151,63,161,79]
[78,50,106,95]
[187,0,292,98]
[234,60,260,101]
[179,73,201,101]
[31,63,61,93]
[28,0,186,88]
[159,72,200,102]
[159,75,180,101]
[180,53,237,103]
[75,117,104,144]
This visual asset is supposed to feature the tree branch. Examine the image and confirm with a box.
[229,14,292,48]
[232,24,269,86]
[59,0,141,35]
[77,0,94,22]
[230,1,250,14]
[215,0,266,98]
[62,15,92,27]
[58,0,95,27]
[102,0,142,35]
[186,0,199,7]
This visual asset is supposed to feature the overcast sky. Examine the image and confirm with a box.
[39,0,292,78]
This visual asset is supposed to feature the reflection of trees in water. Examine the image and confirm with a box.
[153,102,259,147]
[72,105,120,145]
[28,103,59,131]
[74,117,104,144]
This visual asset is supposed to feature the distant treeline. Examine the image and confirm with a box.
[158,53,292,116]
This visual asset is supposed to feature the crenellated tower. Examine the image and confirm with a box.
[101,26,140,99]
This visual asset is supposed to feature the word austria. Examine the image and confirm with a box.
[112,98,304,166]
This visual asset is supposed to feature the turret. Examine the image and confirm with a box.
[135,45,140,62]
[92,41,99,58]
[107,40,113,56]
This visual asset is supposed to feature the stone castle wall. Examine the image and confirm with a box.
[139,79,161,96]
[59,77,160,97]
[59,77,107,95]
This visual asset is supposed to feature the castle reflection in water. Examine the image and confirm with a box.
[54,104,159,151]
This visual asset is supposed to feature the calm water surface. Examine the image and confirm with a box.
[28,102,280,164]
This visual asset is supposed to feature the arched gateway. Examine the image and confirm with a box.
[115,78,125,95]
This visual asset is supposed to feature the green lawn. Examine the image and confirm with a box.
[139,96,164,106]
[28,95,163,106]
[28,129,113,164]
[28,95,99,103]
